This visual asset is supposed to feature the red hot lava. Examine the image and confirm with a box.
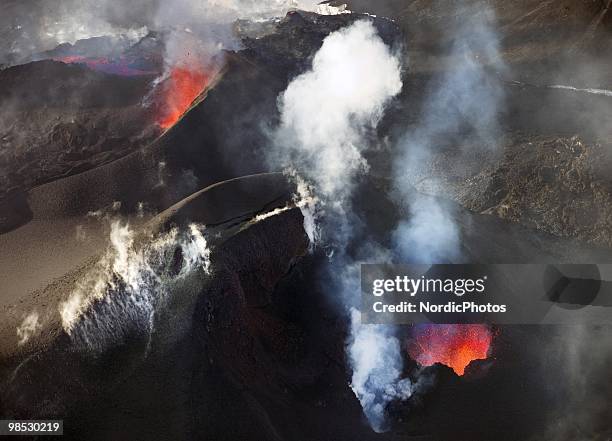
[408,324,493,376]
[155,65,213,130]
[57,51,218,130]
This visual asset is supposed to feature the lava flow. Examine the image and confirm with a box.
[156,66,212,130]
[408,324,493,376]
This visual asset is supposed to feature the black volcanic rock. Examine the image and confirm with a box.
[241,11,402,78]
[35,35,133,60]
[2,4,612,439]
[0,59,158,231]
[0,174,309,433]
[0,10,401,234]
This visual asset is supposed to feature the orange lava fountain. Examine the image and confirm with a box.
[156,66,212,130]
[408,324,493,376]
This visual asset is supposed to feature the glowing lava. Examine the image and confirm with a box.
[408,324,493,376]
[57,52,217,130]
[156,66,211,130]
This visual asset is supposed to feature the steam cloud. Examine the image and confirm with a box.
[1,0,324,65]
[348,309,413,431]
[270,20,409,431]
[60,220,211,352]
[16,311,42,346]
[392,5,506,264]
[273,20,402,205]
[542,325,612,440]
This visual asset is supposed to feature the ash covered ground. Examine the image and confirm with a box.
[1,1,612,440]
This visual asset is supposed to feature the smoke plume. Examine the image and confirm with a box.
[1,0,323,65]
[273,19,402,206]
[60,220,211,352]
[348,309,413,432]
[392,4,506,263]
[269,19,408,431]
[16,311,42,346]
[541,325,612,440]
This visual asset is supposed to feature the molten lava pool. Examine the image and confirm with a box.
[408,324,493,375]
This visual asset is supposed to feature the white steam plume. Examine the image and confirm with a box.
[148,0,334,128]
[3,0,319,58]
[270,20,408,432]
[154,0,310,26]
[60,220,211,352]
[341,243,419,432]
[393,193,461,264]
[348,309,413,433]
[3,0,328,67]
[16,312,42,346]
[292,172,320,246]
[153,0,296,68]
[548,84,612,97]
[273,19,401,205]
[250,173,319,246]
[542,325,612,440]
[393,5,505,263]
